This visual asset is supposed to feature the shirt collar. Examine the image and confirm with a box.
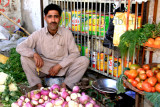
[45,26,62,36]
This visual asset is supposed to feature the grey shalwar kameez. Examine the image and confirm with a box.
[16,27,89,88]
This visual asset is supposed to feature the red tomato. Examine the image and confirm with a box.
[128,69,138,79]
[142,64,150,70]
[124,70,130,77]
[148,77,157,87]
[131,80,138,87]
[146,70,153,77]
[151,67,158,73]
[127,78,134,83]
[156,72,160,83]
[139,73,147,80]
[154,69,160,75]
[151,87,156,92]
[135,77,141,83]
[136,82,143,91]
[155,83,160,92]
[144,78,149,83]
[137,68,145,74]
[142,82,152,92]
[137,68,144,73]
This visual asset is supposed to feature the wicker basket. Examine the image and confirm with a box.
[122,63,160,95]
[122,77,145,95]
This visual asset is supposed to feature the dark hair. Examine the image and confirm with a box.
[44,4,62,16]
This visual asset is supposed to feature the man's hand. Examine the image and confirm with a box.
[33,53,44,68]
[48,64,62,76]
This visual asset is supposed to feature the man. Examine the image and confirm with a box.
[16,4,89,90]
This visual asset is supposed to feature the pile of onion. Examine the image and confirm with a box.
[11,84,100,107]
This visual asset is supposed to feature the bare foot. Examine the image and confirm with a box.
[61,83,72,91]
[61,82,66,88]
[37,83,42,89]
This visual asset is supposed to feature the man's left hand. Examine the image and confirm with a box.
[48,64,62,76]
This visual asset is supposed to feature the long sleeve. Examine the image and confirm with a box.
[16,32,37,57]
[59,31,80,68]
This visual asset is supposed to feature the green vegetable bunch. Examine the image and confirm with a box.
[116,74,126,94]
[0,72,22,106]
[144,92,160,107]
[118,23,159,57]
[116,67,130,94]
[0,48,27,83]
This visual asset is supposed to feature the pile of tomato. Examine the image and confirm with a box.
[124,64,160,93]
[144,37,160,48]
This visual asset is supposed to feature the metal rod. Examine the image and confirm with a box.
[98,0,102,72]
[87,0,90,58]
[146,1,150,23]
[64,0,66,28]
[40,0,44,28]
[140,2,144,27]
[111,49,114,77]
[134,2,138,29]
[126,0,130,31]
[91,1,94,68]
[80,0,82,55]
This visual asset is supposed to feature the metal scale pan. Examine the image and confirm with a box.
[92,78,118,93]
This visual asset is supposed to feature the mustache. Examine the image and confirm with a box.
[50,22,57,24]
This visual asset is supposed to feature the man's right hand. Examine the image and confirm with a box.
[33,53,44,68]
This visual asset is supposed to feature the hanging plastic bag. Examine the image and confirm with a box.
[0,32,7,40]
[103,18,114,49]
[113,12,136,46]
[0,34,21,51]
[0,26,11,40]
[103,2,121,49]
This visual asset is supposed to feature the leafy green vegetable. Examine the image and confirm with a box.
[116,74,126,94]
[144,92,160,107]
[0,48,27,83]
[118,23,159,58]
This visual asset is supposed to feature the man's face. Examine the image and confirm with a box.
[44,10,61,31]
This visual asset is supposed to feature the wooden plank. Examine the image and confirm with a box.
[136,48,140,64]
[140,2,144,28]
[126,0,131,31]
[146,1,150,23]
[153,0,158,23]
[142,47,145,65]
[135,92,140,107]
[149,51,153,64]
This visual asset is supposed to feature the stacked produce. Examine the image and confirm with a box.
[0,48,27,83]
[11,84,100,107]
[0,72,22,106]
[119,23,160,57]
[124,64,160,93]
[144,37,160,48]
